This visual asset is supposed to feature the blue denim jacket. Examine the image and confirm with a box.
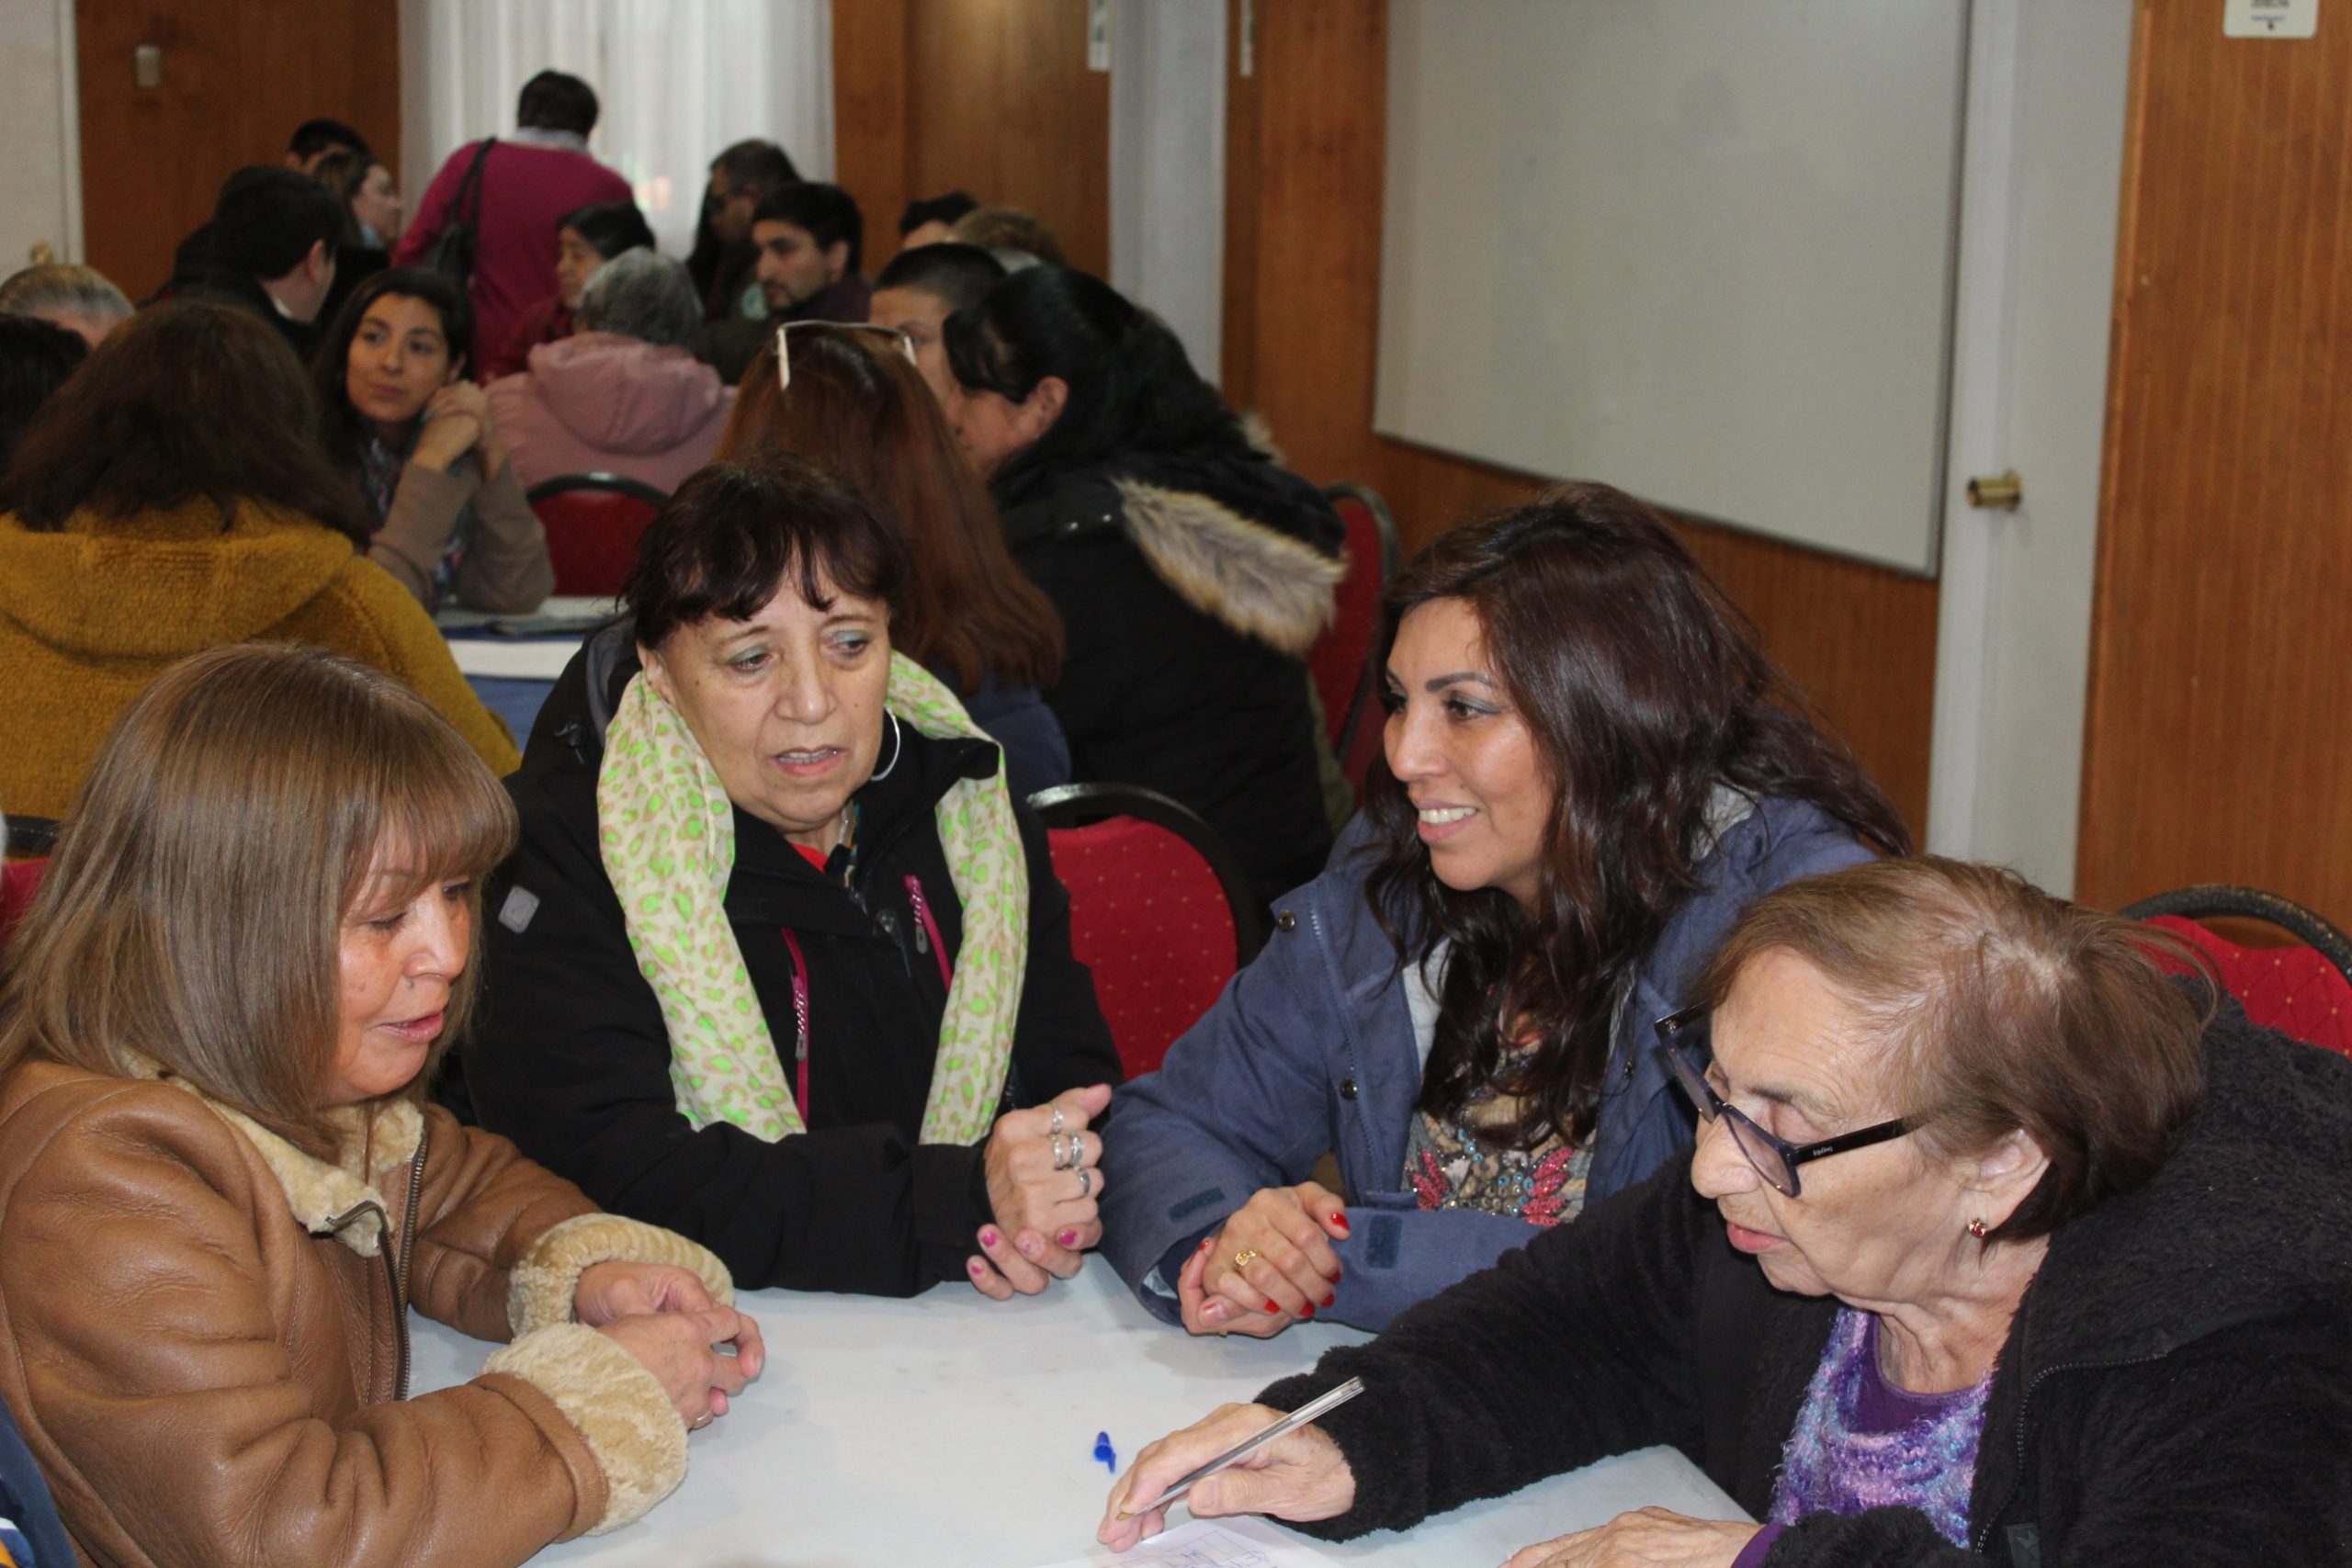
[1098,797,1874,1331]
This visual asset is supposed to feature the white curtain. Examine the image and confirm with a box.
[398,0,833,257]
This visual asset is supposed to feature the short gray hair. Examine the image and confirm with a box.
[575,249,700,350]
[0,264,133,331]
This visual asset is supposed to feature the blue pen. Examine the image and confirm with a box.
[1092,1431,1118,1472]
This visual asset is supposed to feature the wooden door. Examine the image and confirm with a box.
[76,0,400,299]
[2075,3,2352,917]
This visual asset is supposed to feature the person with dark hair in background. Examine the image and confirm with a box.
[394,69,633,369]
[172,166,345,359]
[314,268,552,615]
[164,120,375,301]
[309,147,401,326]
[897,191,978,254]
[868,243,1005,407]
[688,139,800,317]
[284,117,372,173]
[698,183,870,385]
[944,265,1343,909]
[0,317,85,474]
[0,300,516,820]
[1097,490,1911,1339]
[0,264,131,348]
[480,198,656,380]
[490,250,730,494]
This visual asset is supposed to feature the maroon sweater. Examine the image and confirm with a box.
[394,138,632,370]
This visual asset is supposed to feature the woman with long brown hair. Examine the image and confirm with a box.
[712,321,1069,794]
[0,299,516,820]
[1099,484,1913,1337]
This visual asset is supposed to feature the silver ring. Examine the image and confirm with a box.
[1077,1167,1093,1198]
[1049,1104,1066,1136]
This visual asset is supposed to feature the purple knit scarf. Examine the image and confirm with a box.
[1770,1308,1992,1547]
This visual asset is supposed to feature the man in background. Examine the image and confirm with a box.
[161,118,374,300]
[696,182,869,384]
[895,191,978,255]
[867,242,1003,407]
[395,69,633,367]
[174,167,342,359]
[692,139,799,316]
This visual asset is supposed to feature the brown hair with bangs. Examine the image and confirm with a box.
[1693,855,2217,1244]
[717,328,1061,693]
[623,456,911,653]
[0,643,515,1161]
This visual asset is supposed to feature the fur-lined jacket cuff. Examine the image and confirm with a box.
[482,1323,685,1533]
[508,1213,735,1337]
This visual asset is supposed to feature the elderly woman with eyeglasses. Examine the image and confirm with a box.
[1102,857,2352,1568]
[462,456,1120,1303]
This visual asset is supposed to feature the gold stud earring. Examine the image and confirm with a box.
[1966,1218,1989,1239]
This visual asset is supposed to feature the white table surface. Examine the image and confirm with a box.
[412,1262,1745,1568]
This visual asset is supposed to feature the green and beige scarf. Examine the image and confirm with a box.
[595,654,1026,1144]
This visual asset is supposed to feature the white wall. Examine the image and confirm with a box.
[0,0,82,270]
[1926,0,2135,895]
[1108,0,1227,384]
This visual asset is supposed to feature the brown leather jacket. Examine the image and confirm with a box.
[0,1056,731,1567]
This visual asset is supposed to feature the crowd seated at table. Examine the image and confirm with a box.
[0,71,2346,1568]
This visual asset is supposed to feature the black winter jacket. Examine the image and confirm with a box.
[1261,1002,2352,1564]
[461,636,1122,1296]
[997,446,1345,911]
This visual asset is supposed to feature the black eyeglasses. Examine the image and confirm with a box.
[1655,1006,1915,1199]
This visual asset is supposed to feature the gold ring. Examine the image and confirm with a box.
[1230,1248,1261,1272]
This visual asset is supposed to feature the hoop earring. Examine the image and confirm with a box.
[869,710,904,782]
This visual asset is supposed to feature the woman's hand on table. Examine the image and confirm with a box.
[1098,1402,1356,1551]
[1181,1181,1348,1337]
[595,1305,765,1429]
[571,1260,715,1325]
[1500,1509,1758,1568]
[967,1082,1114,1301]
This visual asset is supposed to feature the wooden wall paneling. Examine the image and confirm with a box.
[1222,0,1938,838]
[831,0,911,260]
[2076,2,2352,918]
[901,0,1110,278]
[77,1,399,299]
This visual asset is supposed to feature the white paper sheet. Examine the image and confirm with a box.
[444,637,581,680]
[1029,1517,1342,1568]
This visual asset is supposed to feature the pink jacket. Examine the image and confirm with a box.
[488,334,735,496]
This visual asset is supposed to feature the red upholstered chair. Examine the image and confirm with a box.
[526,473,671,597]
[2124,886,2352,1057]
[0,858,49,949]
[1309,485,1401,783]
[1030,783,1267,1078]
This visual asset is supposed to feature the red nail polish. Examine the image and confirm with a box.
[980,1229,1000,1248]
[1057,1229,1080,1247]
[1324,1294,1337,1308]
[1264,1299,1282,1314]
[1198,1237,1213,1249]
[1331,1214,1351,1234]
[1301,1303,1316,1319]
[968,1258,987,1274]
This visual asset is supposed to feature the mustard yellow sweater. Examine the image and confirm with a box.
[0,500,519,820]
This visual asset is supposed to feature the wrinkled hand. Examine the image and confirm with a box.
[571,1260,715,1325]
[1181,1181,1348,1337]
[967,1083,1113,1300]
[595,1305,765,1428]
[1098,1402,1356,1552]
[413,379,496,471]
[1499,1508,1758,1568]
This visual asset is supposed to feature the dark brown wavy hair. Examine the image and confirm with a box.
[0,300,370,546]
[718,325,1062,693]
[1364,485,1914,1149]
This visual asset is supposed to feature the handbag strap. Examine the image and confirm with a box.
[449,136,497,230]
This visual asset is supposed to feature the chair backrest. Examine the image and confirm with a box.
[526,473,671,597]
[1308,484,1401,755]
[0,858,48,950]
[1030,783,1265,1078]
[2124,885,2352,1057]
